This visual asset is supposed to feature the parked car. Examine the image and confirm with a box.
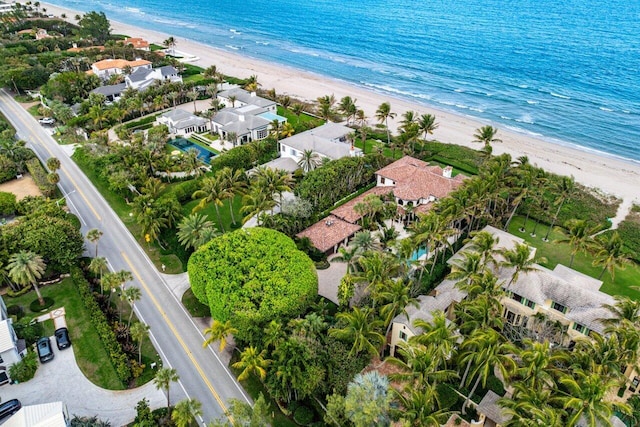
[54,327,71,350]
[36,337,54,363]
[0,399,21,420]
[38,117,55,125]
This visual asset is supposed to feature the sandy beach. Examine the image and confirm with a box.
[44,3,640,205]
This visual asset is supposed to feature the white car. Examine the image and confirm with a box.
[38,117,55,125]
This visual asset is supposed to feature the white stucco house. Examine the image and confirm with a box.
[4,401,70,427]
[278,122,361,164]
[217,88,276,112]
[125,65,182,90]
[0,296,27,385]
[156,109,209,136]
[211,103,286,145]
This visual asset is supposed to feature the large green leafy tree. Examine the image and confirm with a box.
[77,11,111,44]
[1,215,83,271]
[41,71,101,104]
[188,227,317,344]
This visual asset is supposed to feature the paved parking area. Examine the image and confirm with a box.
[0,342,165,426]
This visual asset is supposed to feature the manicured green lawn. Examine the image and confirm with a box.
[181,288,210,317]
[5,278,125,389]
[182,195,244,233]
[507,216,640,299]
[276,106,324,128]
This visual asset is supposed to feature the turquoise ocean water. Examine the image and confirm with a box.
[45,0,640,161]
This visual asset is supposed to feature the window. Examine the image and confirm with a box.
[551,301,567,314]
[525,300,536,309]
[256,128,268,139]
[573,323,589,335]
[512,293,524,304]
[380,177,385,184]
[0,354,3,363]
[399,331,408,341]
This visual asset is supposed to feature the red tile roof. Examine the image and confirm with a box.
[124,37,150,49]
[296,215,361,253]
[376,156,465,201]
[331,186,394,223]
[92,58,151,71]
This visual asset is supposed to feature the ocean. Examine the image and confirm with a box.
[45,0,640,161]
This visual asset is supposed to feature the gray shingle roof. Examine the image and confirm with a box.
[477,391,510,424]
[91,83,126,97]
[161,109,194,122]
[127,67,150,83]
[279,122,362,159]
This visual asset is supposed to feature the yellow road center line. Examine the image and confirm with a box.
[3,98,101,221]
[122,252,232,421]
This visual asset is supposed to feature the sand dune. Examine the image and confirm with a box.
[43,3,640,205]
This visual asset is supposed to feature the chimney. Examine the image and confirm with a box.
[239,114,245,122]
[72,42,77,48]
[443,166,453,178]
[250,91,256,97]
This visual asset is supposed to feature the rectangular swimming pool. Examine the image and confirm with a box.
[169,138,218,164]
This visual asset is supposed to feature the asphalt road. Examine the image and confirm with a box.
[0,89,251,425]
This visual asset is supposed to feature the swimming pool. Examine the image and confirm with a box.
[410,247,428,261]
[169,138,217,164]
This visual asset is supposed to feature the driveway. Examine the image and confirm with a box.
[1,343,165,426]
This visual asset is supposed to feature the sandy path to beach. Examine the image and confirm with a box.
[43,3,640,205]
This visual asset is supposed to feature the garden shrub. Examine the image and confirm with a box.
[0,155,17,183]
[9,350,38,383]
[188,227,318,344]
[13,318,43,346]
[293,405,315,425]
[71,266,131,382]
[6,305,24,320]
[0,191,17,215]
[616,207,640,261]
[436,383,459,410]
[6,286,31,298]
[25,158,55,196]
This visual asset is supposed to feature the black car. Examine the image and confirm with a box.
[36,337,54,363]
[0,399,21,419]
[54,327,71,350]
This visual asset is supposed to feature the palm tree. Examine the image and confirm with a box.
[602,295,640,327]
[338,96,357,125]
[171,399,202,427]
[172,399,202,427]
[544,175,575,241]
[187,89,199,113]
[291,103,304,124]
[46,156,60,171]
[393,385,452,427]
[86,228,103,258]
[202,319,238,351]
[177,213,217,250]
[297,149,321,173]
[240,188,276,225]
[329,306,384,357]
[379,278,419,332]
[124,287,142,326]
[130,321,149,364]
[515,339,565,390]
[163,36,176,55]
[226,131,238,147]
[418,113,439,140]
[192,176,227,232]
[232,346,270,381]
[154,367,180,410]
[411,310,459,368]
[460,328,516,414]
[219,167,247,227]
[555,219,598,268]
[88,256,108,284]
[559,369,630,427]
[592,231,630,281]
[7,251,46,305]
[375,102,396,146]
[500,242,545,287]
[227,95,237,108]
[473,125,502,148]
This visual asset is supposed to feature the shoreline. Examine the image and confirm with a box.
[42,2,640,204]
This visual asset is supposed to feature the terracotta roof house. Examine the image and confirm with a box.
[90,58,152,79]
[217,88,276,112]
[124,37,150,51]
[279,122,362,164]
[296,215,361,254]
[376,156,466,216]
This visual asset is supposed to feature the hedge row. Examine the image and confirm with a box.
[25,158,55,196]
[70,266,131,382]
